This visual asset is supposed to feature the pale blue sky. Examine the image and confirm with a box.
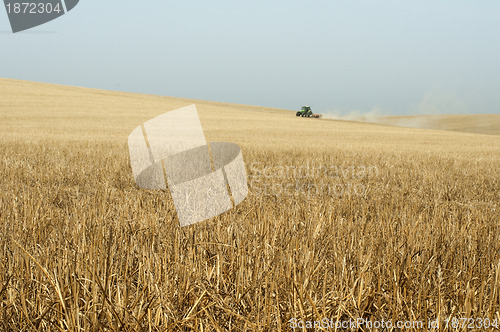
[1,0,499,115]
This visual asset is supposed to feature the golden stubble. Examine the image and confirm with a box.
[0,78,499,330]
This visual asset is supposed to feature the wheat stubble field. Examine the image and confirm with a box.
[0,78,499,331]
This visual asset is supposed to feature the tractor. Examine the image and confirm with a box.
[296,105,321,118]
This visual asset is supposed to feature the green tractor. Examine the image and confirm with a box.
[296,105,320,118]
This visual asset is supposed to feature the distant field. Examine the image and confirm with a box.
[376,114,500,136]
[324,113,500,136]
[0,78,499,330]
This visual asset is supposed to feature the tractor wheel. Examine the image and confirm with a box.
[296,111,301,116]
